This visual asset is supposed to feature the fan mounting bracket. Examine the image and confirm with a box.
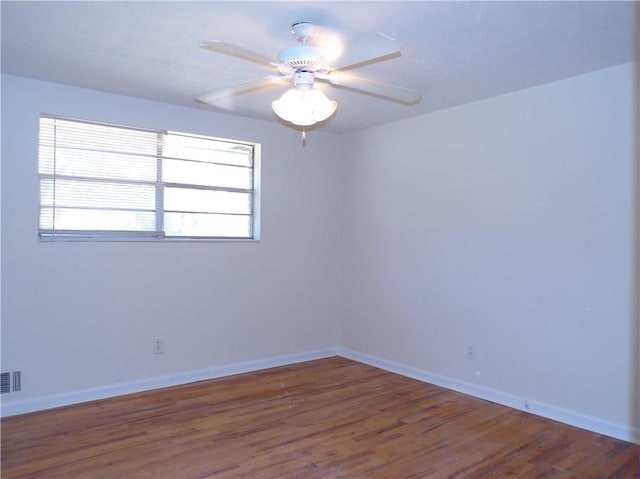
[291,22,314,43]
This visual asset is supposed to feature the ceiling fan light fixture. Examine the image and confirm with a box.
[198,21,420,132]
[271,86,337,126]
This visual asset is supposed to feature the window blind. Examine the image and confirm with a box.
[39,115,256,240]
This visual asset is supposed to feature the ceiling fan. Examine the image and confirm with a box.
[195,22,422,129]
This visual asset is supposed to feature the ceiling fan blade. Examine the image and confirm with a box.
[200,41,275,68]
[326,73,422,105]
[329,32,401,71]
[195,77,287,105]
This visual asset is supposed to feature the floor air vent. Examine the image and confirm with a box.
[1,371,22,393]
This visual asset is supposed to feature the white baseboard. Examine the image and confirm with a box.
[338,347,640,445]
[0,348,338,417]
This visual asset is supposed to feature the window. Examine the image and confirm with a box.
[38,115,259,240]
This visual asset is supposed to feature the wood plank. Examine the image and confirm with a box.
[2,357,638,478]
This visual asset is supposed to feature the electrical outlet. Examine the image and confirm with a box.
[153,337,164,355]
[465,343,476,360]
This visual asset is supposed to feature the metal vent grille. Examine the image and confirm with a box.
[1,372,10,394]
[1,371,22,393]
[12,371,21,392]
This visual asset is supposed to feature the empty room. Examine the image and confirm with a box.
[1,1,639,478]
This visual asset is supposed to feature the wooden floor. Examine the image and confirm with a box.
[2,357,638,478]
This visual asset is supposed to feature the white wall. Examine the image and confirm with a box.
[1,75,342,405]
[2,64,637,442]
[340,63,637,436]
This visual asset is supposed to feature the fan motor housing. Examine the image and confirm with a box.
[278,45,327,72]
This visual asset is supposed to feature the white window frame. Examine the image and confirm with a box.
[38,114,260,242]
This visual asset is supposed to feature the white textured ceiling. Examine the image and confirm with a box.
[1,1,637,134]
